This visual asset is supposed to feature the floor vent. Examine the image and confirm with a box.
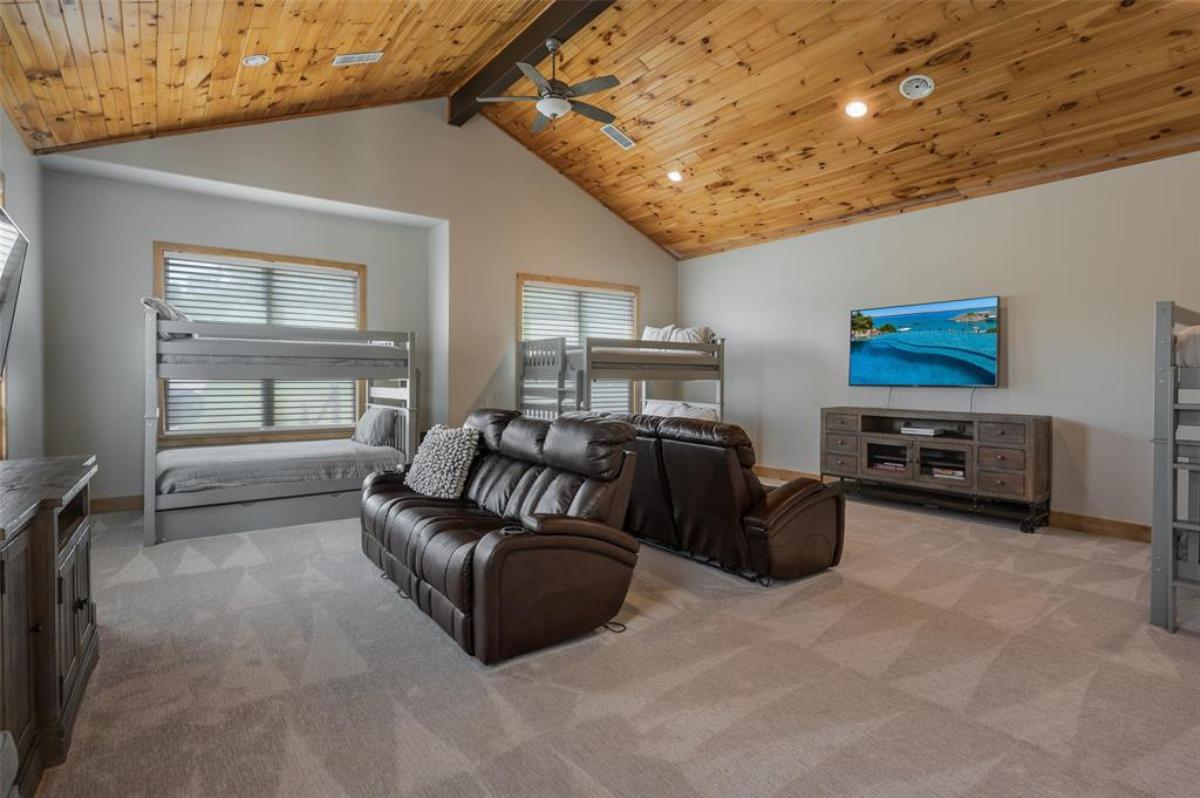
[600,124,636,150]
[332,52,384,67]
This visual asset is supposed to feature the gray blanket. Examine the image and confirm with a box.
[156,439,403,495]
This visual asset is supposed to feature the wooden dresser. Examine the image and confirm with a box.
[820,407,1051,530]
[0,455,98,796]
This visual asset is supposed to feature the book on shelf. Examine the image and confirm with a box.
[930,467,965,480]
[874,461,907,472]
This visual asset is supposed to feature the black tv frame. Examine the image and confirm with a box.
[848,294,1002,388]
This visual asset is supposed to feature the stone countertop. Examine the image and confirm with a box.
[0,455,98,540]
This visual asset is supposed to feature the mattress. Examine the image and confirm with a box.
[156,439,403,495]
[1177,325,1200,367]
[564,346,717,371]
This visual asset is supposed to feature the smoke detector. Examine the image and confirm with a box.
[899,74,935,100]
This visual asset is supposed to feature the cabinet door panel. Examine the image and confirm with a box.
[57,546,80,708]
[74,528,95,651]
[1,531,35,757]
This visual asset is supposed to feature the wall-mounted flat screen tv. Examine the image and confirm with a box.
[849,296,1000,387]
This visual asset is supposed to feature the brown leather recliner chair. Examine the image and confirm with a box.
[361,409,639,664]
[609,414,844,581]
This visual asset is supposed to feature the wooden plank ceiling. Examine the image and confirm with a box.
[0,0,548,151]
[483,0,1200,258]
[1,2,1199,259]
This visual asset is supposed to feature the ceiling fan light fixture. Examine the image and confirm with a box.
[666,170,684,182]
[242,54,269,67]
[844,100,869,118]
[536,96,572,119]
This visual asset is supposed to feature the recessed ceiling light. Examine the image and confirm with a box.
[844,100,869,118]
[666,170,684,182]
[242,54,269,67]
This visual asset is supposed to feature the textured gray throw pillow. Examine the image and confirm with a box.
[403,424,481,499]
[351,407,397,447]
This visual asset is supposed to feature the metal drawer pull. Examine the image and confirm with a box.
[995,454,1004,460]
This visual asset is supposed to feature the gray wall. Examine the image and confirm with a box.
[42,169,430,498]
[61,100,679,423]
[1,116,44,458]
[679,152,1200,525]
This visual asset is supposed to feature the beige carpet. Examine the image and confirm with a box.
[39,503,1200,798]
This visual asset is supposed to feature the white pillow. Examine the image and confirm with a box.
[403,424,481,499]
[641,324,675,342]
[1177,325,1200,367]
[669,326,715,344]
[642,399,680,417]
[672,402,720,421]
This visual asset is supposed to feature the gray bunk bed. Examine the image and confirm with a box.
[144,311,418,545]
[1151,300,1200,630]
[517,336,725,419]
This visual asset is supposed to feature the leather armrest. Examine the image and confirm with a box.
[745,478,839,532]
[362,468,409,495]
[528,514,640,554]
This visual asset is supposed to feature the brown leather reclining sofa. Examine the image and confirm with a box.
[606,414,844,581]
[361,409,640,663]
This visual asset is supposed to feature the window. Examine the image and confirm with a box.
[518,274,639,413]
[156,243,365,440]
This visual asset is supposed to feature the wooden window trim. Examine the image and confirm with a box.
[154,241,367,447]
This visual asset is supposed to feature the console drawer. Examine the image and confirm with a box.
[824,453,858,476]
[825,433,858,455]
[978,469,1025,497]
[978,446,1025,471]
[979,422,1025,445]
[825,413,858,432]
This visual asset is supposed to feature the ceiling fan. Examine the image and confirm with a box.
[477,38,619,133]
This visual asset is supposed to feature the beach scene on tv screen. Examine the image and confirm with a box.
[849,297,999,386]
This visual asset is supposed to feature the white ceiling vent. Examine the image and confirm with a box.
[332,52,384,67]
[600,124,636,150]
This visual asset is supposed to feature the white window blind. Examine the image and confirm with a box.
[520,281,635,413]
[162,252,360,434]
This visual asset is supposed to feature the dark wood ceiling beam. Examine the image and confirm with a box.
[447,0,614,127]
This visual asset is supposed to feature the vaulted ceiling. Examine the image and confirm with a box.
[484,0,1200,257]
[0,0,548,150]
[2,1,1200,259]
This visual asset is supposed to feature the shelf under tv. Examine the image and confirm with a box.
[821,407,1052,532]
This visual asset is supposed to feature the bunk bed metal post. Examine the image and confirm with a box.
[143,310,160,546]
[716,338,726,420]
[557,337,568,416]
[581,339,594,411]
[1151,301,1176,630]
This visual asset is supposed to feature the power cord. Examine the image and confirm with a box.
[969,387,978,412]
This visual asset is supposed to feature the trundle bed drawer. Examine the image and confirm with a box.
[978,446,1025,471]
[825,413,858,432]
[979,469,1026,497]
[824,453,858,476]
[979,422,1025,445]
[825,433,858,455]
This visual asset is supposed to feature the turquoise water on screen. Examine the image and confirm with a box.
[849,303,998,386]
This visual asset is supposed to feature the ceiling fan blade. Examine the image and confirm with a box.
[517,62,550,92]
[531,113,551,133]
[477,96,539,103]
[568,75,619,97]
[570,100,615,124]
